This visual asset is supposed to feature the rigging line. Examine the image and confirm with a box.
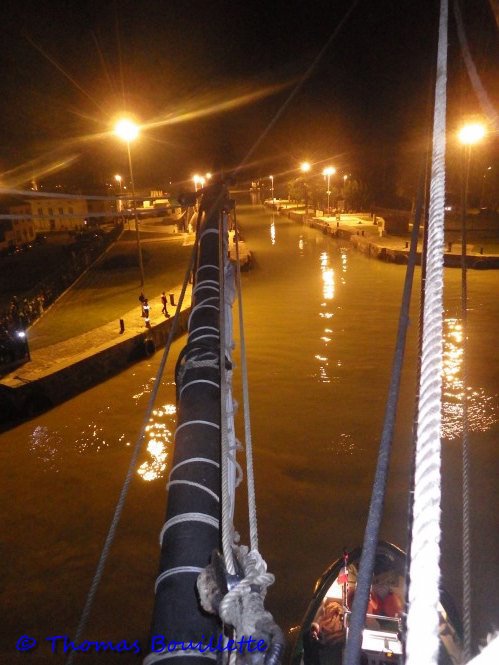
[233,210,258,552]
[406,1,448,663]
[453,0,499,130]
[343,128,426,665]
[461,143,472,661]
[403,62,436,660]
[23,33,109,116]
[65,237,197,665]
[233,0,361,175]
[218,207,236,576]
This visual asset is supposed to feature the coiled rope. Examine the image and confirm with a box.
[406,0,448,663]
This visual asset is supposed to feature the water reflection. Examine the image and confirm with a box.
[29,425,63,472]
[441,318,497,439]
[315,252,338,383]
[137,404,176,482]
[270,217,276,245]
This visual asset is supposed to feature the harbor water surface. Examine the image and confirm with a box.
[1,202,498,663]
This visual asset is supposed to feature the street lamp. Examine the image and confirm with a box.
[114,118,144,287]
[269,175,274,201]
[458,121,486,248]
[457,119,486,662]
[300,162,311,217]
[193,174,205,191]
[322,166,336,214]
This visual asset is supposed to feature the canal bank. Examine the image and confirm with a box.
[270,203,499,269]
[0,287,192,428]
[0,231,252,428]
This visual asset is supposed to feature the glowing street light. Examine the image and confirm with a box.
[114,118,139,143]
[114,118,144,287]
[269,175,274,201]
[458,122,486,146]
[193,174,206,191]
[300,161,311,173]
[322,166,336,214]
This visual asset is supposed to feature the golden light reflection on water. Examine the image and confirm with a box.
[315,252,337,383]
[270,219,276,245]
[441,318,497,439]
[137,404,176,482]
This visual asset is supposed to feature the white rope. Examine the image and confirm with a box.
[467,635,499,665]
[154,567,204,593]
[174,420,220,436]
[189,325,219,335]
[186,333,219,344]
[144,650,217,665]
[233,215,259,550]
[169,457,220,477]
[179,378,220,398]
[200,228,220,240]
[218,209,236,575]
[196,264,219,273]
[159,512,219,545]
[167,480,220,502]
[406,1,448,664]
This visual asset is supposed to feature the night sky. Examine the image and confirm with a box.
[0,0,497,201]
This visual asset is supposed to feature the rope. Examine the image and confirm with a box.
[197,547,284,665]
[461,144,472,661]
[406,1,448,663]
[66,240,197,665]
[467,634,499,665]
[233,214,259,551]
[218,208,236,575]
[343,133,426,665]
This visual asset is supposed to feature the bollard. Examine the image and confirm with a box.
[169,293,176,306]
[336,221,340,228]
[405,241,409,249]
[119,319,125,334]
[362,230,365,237]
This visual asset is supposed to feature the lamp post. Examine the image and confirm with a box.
[458,122,486,251]
[269,175,274,202]
[457,119,485,663]
[114,119,144,287]
[322,166,336,214]
[300,162,311,217]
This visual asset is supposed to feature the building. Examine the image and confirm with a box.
[29,197,89,232]
[0,199,36,252]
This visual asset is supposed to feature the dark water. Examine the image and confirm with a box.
[1,203,497,663]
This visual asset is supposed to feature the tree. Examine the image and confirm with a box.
[342,179,372,211]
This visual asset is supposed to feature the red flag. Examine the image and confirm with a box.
[337,551,349,585]
[337,566,348,585]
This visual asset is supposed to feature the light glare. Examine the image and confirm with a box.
[114,119,140,143]
[458,123,486,145]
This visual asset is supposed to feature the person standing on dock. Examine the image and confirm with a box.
[161,291,170,318]
[142,298,151,329]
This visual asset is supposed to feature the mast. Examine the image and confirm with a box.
[145,180,229,664]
